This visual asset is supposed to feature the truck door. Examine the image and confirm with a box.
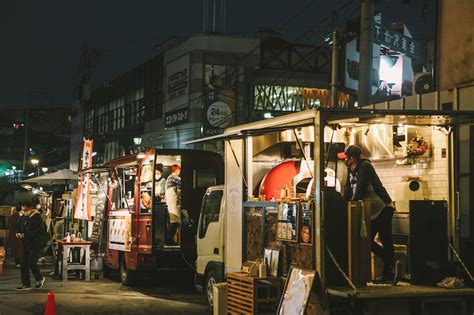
[196,188,224,274]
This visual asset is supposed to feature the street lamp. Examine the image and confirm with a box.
[133,137,143,155]
[31,158,39,176]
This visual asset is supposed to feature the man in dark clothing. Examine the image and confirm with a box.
[15,201,46,291]
[339,145,400,283]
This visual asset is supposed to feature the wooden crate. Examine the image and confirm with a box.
[227,272,281,315]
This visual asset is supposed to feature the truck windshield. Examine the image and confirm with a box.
[199,190,223,238]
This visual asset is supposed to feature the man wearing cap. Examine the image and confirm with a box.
[339,145,399,284]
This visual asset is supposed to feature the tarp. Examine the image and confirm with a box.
[21,169,78,185]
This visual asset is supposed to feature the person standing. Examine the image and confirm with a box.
[15,201,46,291]
[8,204,22,267]
[154,164,166,202]
[339,145,400,284]
[165,164,181,245]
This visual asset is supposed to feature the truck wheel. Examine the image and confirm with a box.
[120,256,134,286]
[205,269,219,307]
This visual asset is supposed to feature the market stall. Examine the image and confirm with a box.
[188,86,474,313]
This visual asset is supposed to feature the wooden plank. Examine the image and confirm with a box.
[228,288,253,299]
[227,290,253,302]
[227,300,253,313]
[227,294,253,309]
[228,284,253,294]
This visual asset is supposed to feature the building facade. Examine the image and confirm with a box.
[80,32,345,161]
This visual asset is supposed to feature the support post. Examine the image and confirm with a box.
[358,0,374,107]
[331,31,339,108]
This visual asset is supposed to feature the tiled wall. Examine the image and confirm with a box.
[372,128,448,202]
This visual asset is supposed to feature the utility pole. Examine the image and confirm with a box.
[358,0,374,107]
[330,31,339,108]
[22,94,31,173]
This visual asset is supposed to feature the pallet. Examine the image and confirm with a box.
[226,272,281,315]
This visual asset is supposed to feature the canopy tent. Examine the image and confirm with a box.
[21,169,78,185]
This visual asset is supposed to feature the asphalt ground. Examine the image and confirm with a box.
[0,258,210,315]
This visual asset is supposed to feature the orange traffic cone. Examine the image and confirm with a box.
[44,291,56,315]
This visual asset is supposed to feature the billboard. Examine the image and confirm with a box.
[345,38,381,95]
[165,54,190,112]
[202,65,237,136]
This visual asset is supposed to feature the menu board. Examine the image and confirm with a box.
[108,210,132,252]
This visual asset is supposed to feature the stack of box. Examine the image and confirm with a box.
[0,246,5,273]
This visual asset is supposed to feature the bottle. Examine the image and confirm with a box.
[66,232,71,243]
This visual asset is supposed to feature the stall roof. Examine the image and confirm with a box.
[184,109,317,145]
[322,108,474,126]
[185,106,474,145]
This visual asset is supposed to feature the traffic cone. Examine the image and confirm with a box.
[44,291,56,315]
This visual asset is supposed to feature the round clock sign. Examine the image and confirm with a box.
[206,101,232,128]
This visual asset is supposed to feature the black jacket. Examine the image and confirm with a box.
[17,210,45,249]
[343,159,392,219]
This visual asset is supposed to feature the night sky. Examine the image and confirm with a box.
[0,0,435,109]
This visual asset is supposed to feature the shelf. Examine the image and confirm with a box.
[243,201,279,208]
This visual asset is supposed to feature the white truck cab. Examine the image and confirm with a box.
[195,185,225,307]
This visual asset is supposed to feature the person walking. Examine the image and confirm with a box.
[339,145,400,284]
[8,204,22,267]
[15,201,46,291]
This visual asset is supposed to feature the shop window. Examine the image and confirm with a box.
[199,190,223,238]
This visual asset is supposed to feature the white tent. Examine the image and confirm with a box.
[21,169,78,185]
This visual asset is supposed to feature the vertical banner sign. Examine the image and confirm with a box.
[74,139,93,221]
[202,65,237,136]
[89,173,108,245]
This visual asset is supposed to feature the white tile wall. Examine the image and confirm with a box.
[372,128,448,202]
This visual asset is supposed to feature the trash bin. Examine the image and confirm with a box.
[213,282,227,315]
[90,256,103,272]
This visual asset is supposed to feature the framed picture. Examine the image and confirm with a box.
[278,267,316,315]
[264,248,280,277]
[300,211,312,245]
[276,201,299,242]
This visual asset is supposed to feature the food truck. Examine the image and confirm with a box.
[190,86,474,312]
[91,148,223,285]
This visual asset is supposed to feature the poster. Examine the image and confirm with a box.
[74,139,93,221]
[278,267,316,315]
[108,210,132,252]
[202,64,237,136]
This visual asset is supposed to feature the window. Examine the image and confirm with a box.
[110,97,125,131]
[193,170,217,188]
[130,88,145,126]
[85,109,94,137]
[199,190,223,238]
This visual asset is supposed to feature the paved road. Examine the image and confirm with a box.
[0,259,210,315]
